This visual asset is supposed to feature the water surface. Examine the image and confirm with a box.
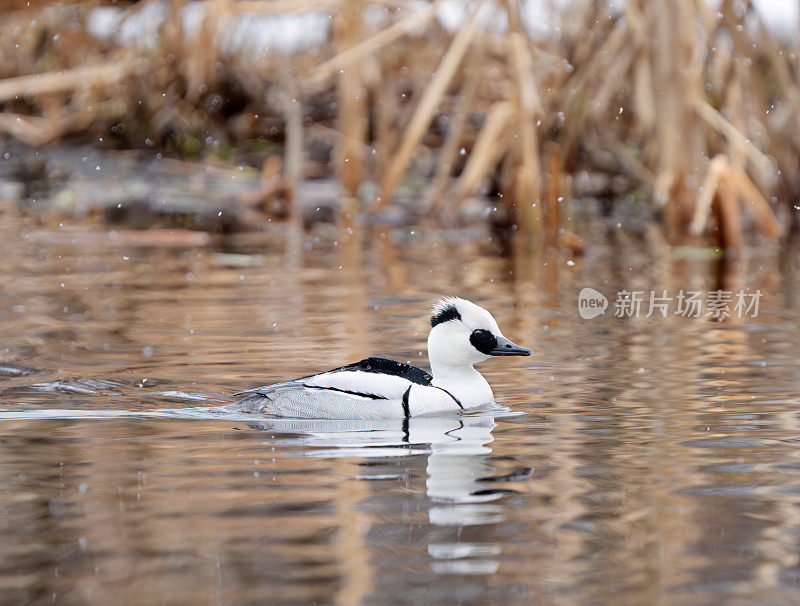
[1,204,800,604]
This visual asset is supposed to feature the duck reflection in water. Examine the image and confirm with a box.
[245,413,532,576]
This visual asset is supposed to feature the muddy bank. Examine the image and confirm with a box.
[0,141,621,254]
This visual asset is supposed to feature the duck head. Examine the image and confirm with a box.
[427,297,531,367]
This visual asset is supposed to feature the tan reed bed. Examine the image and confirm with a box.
[0,0,797,251]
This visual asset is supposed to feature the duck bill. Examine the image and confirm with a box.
[489,336,532,356]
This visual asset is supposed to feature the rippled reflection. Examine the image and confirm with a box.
[1,202,800,603]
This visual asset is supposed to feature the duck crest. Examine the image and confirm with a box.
[430,297,462,327]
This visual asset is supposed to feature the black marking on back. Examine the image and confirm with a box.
[431,304,461,327]
[401,385,412,417]
[322,357,432,386]
[306,385,387,400]
[469,329,498,355]
[433,386,464,409]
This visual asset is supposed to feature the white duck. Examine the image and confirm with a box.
[231,297,531,419]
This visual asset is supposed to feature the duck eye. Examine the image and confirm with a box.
[469,329,498,354]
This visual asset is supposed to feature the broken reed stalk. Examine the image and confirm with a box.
[378,0,485,207]
[0,60,132,103]
[556,18,627,157]
[307,1,439,87]
[449,101,514,208]
[335,0,367,202]
[188,0,229,100]
[690,155,728,235]
[727,167,782,238]
[626,3,656,134]
[232,0,339,13]
[282,81,304,266]
[650,0,699,242]
[543,142,563,250]
[712,176,744,253]
[372,83,397,198]
[694,100,774,176]
[0,113,57,146]
[428,72,476,211]
[503,0,542,229]
[690,154,782,241]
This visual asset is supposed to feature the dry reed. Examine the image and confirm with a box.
[0,0,798,246]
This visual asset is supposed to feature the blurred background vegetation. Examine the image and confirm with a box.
[1,0,799,254]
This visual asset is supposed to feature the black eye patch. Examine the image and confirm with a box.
[469,329,498,355]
